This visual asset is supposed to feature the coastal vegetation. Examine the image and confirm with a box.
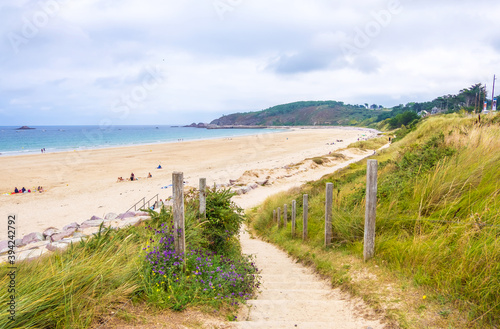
[211,84,490,130]
[0,188,258,328]
[211,100,387,127]
[247,112,500,328]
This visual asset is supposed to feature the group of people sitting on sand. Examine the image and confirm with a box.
[326,139,344,146]
[117,165,161,182]
[13,186,44,194]
[117,172,154,182]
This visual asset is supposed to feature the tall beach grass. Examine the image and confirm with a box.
[249,113,500,327]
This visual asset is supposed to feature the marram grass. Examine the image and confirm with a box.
[0,226,143,328]
[0,188,259,328]
[249,113,500,327]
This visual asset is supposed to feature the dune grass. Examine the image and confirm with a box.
[0,188,259,328]
[249,113,500,327]
[0,225,144,328]
[347,136,388,150]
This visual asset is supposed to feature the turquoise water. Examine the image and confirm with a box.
[0,125,284,156]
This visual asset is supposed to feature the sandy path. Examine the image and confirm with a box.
[234,229,385,328]
[230,145,388,329]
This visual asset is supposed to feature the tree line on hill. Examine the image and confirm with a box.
[210,83,493,130]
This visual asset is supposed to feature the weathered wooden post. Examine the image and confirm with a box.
[303,194,308,240]
[173,172,186,261]
[199,178,207,220]
[277,207,281,228]
[284,204,288,227]
[291,200,296,237]
[364,160,378,261]
[273,209,276,224]
[325,183,333,247]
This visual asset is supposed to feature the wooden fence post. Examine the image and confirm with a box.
[273,209,276,224]
[284,204,288,227]
[199,178,206,220]
[364,160,378,261]
[303,194,308,240]
[325,183,333,247]
[173,172,186,261]
[291,200,296,237]
[277,207,281,228]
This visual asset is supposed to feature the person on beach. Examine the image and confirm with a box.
[157,164,162,169]
[14,187,19,193]
[21,187,26,193]
[130,173,135,181]
[148,172,152,178]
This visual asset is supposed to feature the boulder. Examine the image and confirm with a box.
[89,215,102,221]
[104,213,118,220]
[15,238,25,248]
[72,232,86,239]
[51,228,77,242]
[22,232,44,245]
[236,186,251,195]
[256,179,269,186]
[0,240,9,255]
[135,211,149,217]
[63,222,80,231]
[248,183,259,190]
[117,212,136,220]
[79,226,102,236]
[46,243,69,252]
[80,218,106,228]
[61,236,86,244]
[16,248,47,262]
[43,227,60,239]
[26,241,49,250]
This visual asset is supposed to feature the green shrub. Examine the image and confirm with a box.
[201,187,244,255]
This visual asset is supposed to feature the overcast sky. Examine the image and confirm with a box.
[1,0,499,125]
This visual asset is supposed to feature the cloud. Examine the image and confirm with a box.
[266,50,337,74]
[1,0,500,125]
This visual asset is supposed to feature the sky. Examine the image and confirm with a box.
[1,0,500,125]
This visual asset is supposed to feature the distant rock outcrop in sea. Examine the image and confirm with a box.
[184,122,209,128]
[16,126,35,130]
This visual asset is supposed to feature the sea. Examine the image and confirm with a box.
[0,125,284,156]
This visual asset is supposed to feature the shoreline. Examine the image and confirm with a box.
[0,126,287,158]
[0,125,379,158]
[0,127,379,238]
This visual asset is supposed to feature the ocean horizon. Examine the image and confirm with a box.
[0,125,285,156]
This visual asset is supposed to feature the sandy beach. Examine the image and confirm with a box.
[0,127,378,239]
